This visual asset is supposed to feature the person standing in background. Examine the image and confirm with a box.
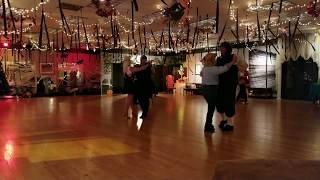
[237,70,250,104]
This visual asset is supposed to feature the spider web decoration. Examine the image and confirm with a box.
[91,0,123,18]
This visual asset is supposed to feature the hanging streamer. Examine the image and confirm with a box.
[192,25,198,48]
[288,21,291,49]
[116,23,120,48]
[70,28,74,49]
[61,31,65,50]
[161,0,168,6]
[82,16,89,48]
[170,33,175,50]
[271,43,280,54]
[206,14,209,52]
[269,46,272,62]
[284,35,287,59]
[52,34,56,50]
[231,30,237,40]
[44,14,50,48]
[268,28,277,39]
[195,16,201,48]
[192,8,199,48]
[291,18,300,54]
[58,0,71,34]
[102,35,106,55]
[110,14,115,48]
[127,33,130,46]
[236,8,239,44]
[7,0,17,35]
[74,32,78,61]
[267,3,273,28]
[168,20,171,49]
[131,0,136,47]
[11,33,14,57]
[246,26,249,43]
[159,29,164,49]
[39,12,44,48]
[257,12,261,41]
[114,23,121,57]
[96,24,100,48]
[132,0,139,11]
[243,39,246,60]
[218,0,232,44]
[56,29,59,50]
[175,34,180,51]
[151,29,158,48]
[39,1,50,49]
[18,14,23,62]
[265,44,268,89]
[291,15,300,44]
[186,20,190,44]
[143,26,147,54]
[215,0,219,34]
[293,40,297,56]
[2,0,7,37]
[113,23,117,48]
[297,27,316,51]
[77,17,80,50]
[279,0,283,14]
[139,26,143,53]
[276,15,280,36]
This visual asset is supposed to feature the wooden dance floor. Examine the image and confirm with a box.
[0,94,319,179]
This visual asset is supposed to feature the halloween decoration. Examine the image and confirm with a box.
[163,1,186,22]
[92,0,115,18]
[306,1,320,17]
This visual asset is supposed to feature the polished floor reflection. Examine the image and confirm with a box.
[0,95,319,179]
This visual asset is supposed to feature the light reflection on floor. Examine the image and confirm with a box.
[1,137,139,163]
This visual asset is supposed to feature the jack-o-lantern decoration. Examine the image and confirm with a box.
[92,0,115,18]
[307,1,320,17]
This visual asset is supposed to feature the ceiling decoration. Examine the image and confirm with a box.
[91,0,121,18]
[0,0,318,55]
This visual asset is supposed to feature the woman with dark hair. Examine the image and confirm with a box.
[216,42,239,131]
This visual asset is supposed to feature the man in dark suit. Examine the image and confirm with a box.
[216,42,239,131]
[135,55,154,119]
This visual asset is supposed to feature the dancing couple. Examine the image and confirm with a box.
[201,42,239,133]
[123,55,154,119]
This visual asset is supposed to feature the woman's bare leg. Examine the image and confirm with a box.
[124,94,134,118]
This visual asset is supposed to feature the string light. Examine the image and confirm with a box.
[0,26,33,35]
[1,0,50,16]
[44,13,100,28]
[230,0,236,21]
[248,2,306,12]
[115,10,155,26]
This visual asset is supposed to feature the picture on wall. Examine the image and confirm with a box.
[40,63,54,74]
[249,50,276,89]
[195,64,202,75]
